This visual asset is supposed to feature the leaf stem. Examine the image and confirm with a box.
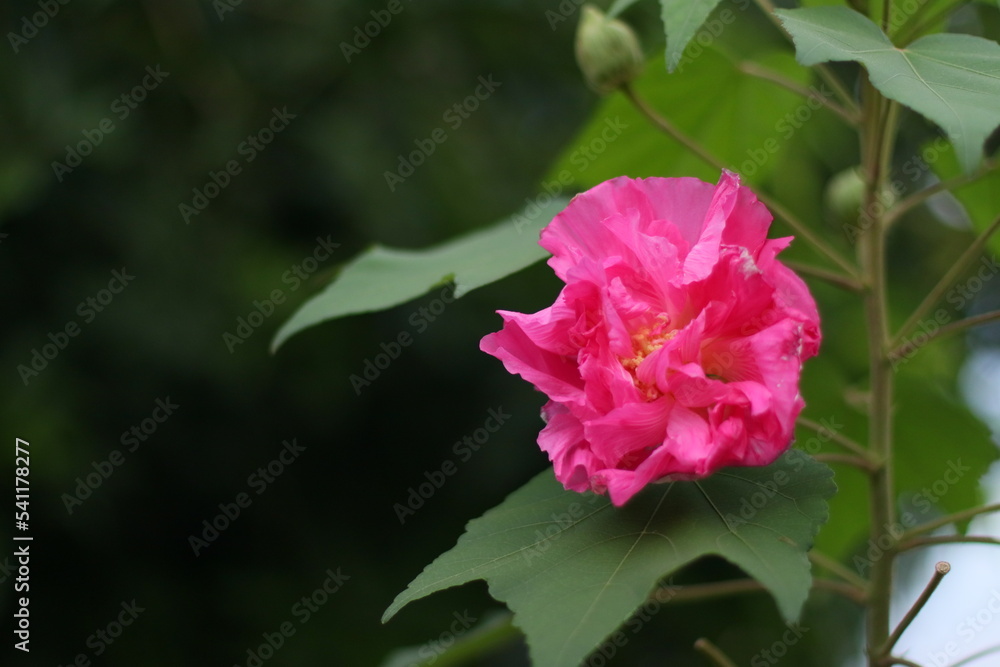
[797,416,873,460]
[898,503,1000,541]
[897,535,1000,553]
[883,160,996,230]
[949,643,1000,666]
[661,577,866,605]
[620,84,725,170]
[814,453,879,472]
[880,658,924,667]
[749,0,860,113]
[879,561,950,655]
[890,309,1000,362]
[737,61,859,125]
[881,0,893,34]
[407,614,520,667]
[895,0,970,44]
[809,549,870,589]
[694,638,739,667]
[891,211,1000,348]
[784,260,865,292]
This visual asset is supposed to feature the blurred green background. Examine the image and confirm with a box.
[2,0,999,665]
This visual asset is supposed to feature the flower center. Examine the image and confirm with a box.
[620,315,675,400]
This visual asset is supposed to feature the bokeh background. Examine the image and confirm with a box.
[2,0,999,665]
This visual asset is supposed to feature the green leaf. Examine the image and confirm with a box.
[775,6,1000,172]
[547,48,810,188]
[661,0,725,72]
[380,611,516,667]
[270,198,568,351]
[384,453,835,667]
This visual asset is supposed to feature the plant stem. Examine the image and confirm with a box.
[797,416,873,460]
[891,212,1000,347]
[859,73,897,667]
[749,0,860,114]
[784,260,865,292]
[737,61,859,125]
[883,160,996,230]
[897,535,1000,553]
[890,309,1000,362]
[412,614,520,667]
[879,561,950,655]
[660,577,866,605]
[809,549,870,590]
[898,503,1000,541]
[814,453,878,472]
[620,84,861,281]
[694,638,739,667]
[949,643,1000,666]
[880,658,923,667]
[895,0,969,43]
[621,84,724,171]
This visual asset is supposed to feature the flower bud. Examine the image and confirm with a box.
[824,167,865,223]
[575,5,643,95]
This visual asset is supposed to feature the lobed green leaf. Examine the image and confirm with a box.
[384,454,835,667]
[776,7,1000,172]
[270,198,568,351]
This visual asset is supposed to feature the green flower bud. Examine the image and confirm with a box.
[824,167,866,224]
[575,5,644,95]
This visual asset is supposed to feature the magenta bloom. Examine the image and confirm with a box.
[481,173,820,506]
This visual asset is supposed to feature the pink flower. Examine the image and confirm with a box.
[480,172,820,506]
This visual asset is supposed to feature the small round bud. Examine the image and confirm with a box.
[824,166,866,223]
[575,5,644,95]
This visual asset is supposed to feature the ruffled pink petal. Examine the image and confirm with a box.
[538,402,594,493]
[480,173,821,506]
[583,397,672,466]
[479,318,584,406]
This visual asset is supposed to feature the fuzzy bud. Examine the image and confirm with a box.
[575,5,643,95]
